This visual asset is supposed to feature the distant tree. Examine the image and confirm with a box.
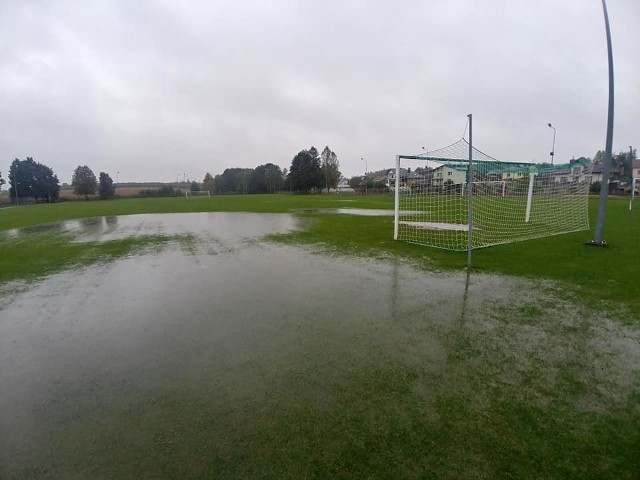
[611,148,637,177]
[593,150,605,165]
[250,163,283,193]
[98,172,116,199]
[321,146,341,191]
[288,148,322,193]
[215,168,253,193]
[348,175,363,188]
[8,157,60,203]
[202,173,215,193]
[0,171,5,188]
[190,181,200,192]
[72,165,97,199]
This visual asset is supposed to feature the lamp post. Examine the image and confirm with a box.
[361,157,367,195]
[548,123,556,165]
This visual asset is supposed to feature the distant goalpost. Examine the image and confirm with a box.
[185,190,211,198]
[631,177,640,211]
[393,119,590,252]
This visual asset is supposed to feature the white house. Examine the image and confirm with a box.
[632,159,640,179]
[431,165,467,188]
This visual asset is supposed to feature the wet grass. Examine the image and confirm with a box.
[1,196,640,479]
[5,285,640,480]
[1,194,639,313]
[0,232,171,285]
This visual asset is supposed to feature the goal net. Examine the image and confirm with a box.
[394,139,590,250]
[185,190,211,198]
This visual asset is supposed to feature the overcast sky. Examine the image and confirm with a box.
[1,0,638,185]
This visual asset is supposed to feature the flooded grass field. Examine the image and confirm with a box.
[1,212,639,479]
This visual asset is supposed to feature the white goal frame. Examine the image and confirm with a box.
[630,177,640,211]
[393,132,590,253]
[185,190,211,198]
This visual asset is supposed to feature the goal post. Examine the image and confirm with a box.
[394,138,590,251]
[185,190,211,198]
[630,177,640,211]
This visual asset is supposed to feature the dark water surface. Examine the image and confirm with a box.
[1,213,638,478]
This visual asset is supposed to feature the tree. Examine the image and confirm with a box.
[321,146,341,191]
[202,173,215,193]
[249,163,284,194]
[98,172,116,199]
[72,165,97,199]
[611,148,637,177]
[215,168,253,193]
[190,181,201,192]
[0,171,5,189]
[8,157,60,203]
[288,147,322,193]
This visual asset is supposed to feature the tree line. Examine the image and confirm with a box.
[199,146,340,195]
[2,159,116,203]
[0,146,341,203]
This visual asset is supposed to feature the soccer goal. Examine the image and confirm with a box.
[394,136,590,251]
[630,177,640,211]
[185,190,211,198]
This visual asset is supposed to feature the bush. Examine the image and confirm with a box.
[590,181,601,194]
[138,186,182,198]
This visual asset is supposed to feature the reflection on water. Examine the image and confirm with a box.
[3,212,300,243]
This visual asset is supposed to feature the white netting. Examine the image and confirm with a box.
[395,139,590,250]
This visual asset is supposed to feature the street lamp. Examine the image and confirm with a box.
[548,123,556,165]
[361,157,367,195]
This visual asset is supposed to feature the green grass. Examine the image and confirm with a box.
[2,194,639,479]
[1,195,639,315]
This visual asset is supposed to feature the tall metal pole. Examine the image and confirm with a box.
[12,163,19,206]
[467,114,473,269]
[590,0,615,246]
[361,157,367,195]
[548,123,556,165]
[629,146,633,185]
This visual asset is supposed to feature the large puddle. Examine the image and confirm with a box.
[1,213,639,477]
[2,212,300,243]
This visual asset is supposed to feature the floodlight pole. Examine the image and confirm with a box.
[589,0,615,247]
[467,113,473,269]
[361,157,367,195]
[548,123,556,165]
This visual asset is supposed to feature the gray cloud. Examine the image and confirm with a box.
[1,0,638,183]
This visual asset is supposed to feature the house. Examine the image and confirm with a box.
[334,178,354,194]
[632,159,640,180]
[431,164,467,189]
[587,163,623,184]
